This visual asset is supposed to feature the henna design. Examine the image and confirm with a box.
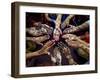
[26,13,89,66]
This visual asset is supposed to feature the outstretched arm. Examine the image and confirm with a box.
[61,14,75,29]
[62,34,89,59]
[26,40,55,59]
[63,20,89,34]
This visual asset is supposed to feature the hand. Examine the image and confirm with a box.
[26,40,55,59]
[65,40,82,48]
[63,47,69,53]
[53,28,62,41]
[62,34,81,48]
[63,25,76,34]
[40,40,55,54]
[62,34,79,41]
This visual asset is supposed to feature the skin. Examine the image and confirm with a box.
[26,40,55,59]
[62,34,89,57]
[26,14,89,65]
[62,34,89,47]
[57,42,77,65]
[61,14,75,29]
[45,13,62,41]
[63,20,89,34]
[26,35,50,45]
[53,28,62,41]
[53,14,62,41]
[26,23,53,37]
[51,47,62,65]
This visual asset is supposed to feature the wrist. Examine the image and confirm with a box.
[38,49,43,54]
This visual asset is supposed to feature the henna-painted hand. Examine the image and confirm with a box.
[62,34,78,41]
[62,34,81,48]
[63,25,76,34]
[66,40,82,48]
[26,35,50,46]
[40,40,55,54]
[53,28,62,41]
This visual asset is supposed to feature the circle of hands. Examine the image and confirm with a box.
[26,14,89,65]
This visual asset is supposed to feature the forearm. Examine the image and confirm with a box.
[77,48,89,60]
[55,14,62,29]
[66,54,77,65]
[77,38,89,47]
[79,44,89,54]
[63,48,77,65]
[26,35,50,43]
[61,15,74,29]
[26,50,42,59]
[76,38,89,53]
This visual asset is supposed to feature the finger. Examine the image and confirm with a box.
[62,34,67,39]
[45,40,52,46]
[47,42,55,49]
[43,43,55,53]
[44,40,55,48]
[49,40,55,46]
[65,39,69,43]
[62,34,70,39]
[50,42,55,47]
[67,41,79,48]
[58,28,62,34]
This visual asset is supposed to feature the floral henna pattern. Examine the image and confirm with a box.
[26,13,89,66]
